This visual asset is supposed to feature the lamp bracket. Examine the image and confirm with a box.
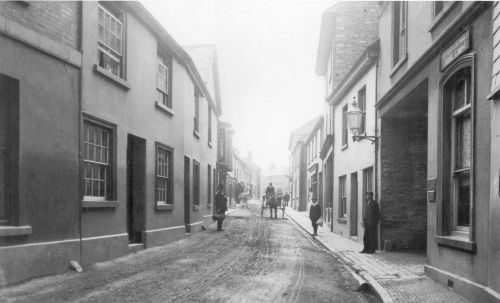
[352,135,378,144]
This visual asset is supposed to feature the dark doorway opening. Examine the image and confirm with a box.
[184,156,191,233]
[126,135,146,244]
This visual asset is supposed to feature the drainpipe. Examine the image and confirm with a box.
[77,2,84,264]
[374,59,381,251]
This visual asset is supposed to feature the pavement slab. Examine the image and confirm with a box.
[285,207,470,303]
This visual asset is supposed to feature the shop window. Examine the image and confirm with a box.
[440,55,474,239]
[207,164,212,205]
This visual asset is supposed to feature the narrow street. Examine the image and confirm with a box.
[1,201,378,303]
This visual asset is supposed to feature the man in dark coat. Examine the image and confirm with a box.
[361,192,380,253]
[265,183,275,198]
[283,192,290,207]
[215,184,228,231]
[309,196,321,237]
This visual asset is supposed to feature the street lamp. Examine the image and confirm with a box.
[346,96,378,143]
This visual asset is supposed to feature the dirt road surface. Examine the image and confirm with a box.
[1,202,378,303]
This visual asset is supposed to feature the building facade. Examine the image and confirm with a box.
[0,1,221,285]
[305,117,324,208]
[315,1,380,230]
[377,1,498,301]
[331,46,378,243]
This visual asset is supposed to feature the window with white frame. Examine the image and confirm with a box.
[98,5,123,78]
[339,175,347,218]
[83,121,112,200]
[358,86,366,134]
[157,53,172,109]
[156,145,172,204]
[392,1,407,67]
[194,91,200,134]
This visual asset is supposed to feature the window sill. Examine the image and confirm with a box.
[435,235,476,253]
[93,64,131,90]
[389,54,408,78]
[337,218,347,224]
[155,203,174,211]
[82,200,120,209]
[193,205,201,211]
[155,102,175,116]
[0,225,32,237]
[341,144,348,151]
[193,130,200,139]
[208,141,213,148]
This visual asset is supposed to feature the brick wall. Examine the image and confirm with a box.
[380,117,427,250]
[0,1,80,50]
[332,2,379,90]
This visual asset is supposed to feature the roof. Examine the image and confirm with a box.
[288,115,322,151]
[124,2,221,116]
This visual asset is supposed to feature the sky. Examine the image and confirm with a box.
[142,0,334,170]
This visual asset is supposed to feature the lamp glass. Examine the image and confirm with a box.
[346,107,362,135]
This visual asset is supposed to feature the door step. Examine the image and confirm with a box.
[350,236,358,241]
[128,243,144,253]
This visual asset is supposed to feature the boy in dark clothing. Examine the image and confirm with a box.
[215,184,228,231]
[309,197,321,237]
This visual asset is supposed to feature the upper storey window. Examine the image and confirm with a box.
[392,1,407,67]
[157,53,172,109]
[98,5,123,78]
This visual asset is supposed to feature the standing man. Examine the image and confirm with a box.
[214,184,228,231]
[283,192,290,207]
[361,192,380,253]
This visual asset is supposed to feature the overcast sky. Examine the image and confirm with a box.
[142,0,334,170]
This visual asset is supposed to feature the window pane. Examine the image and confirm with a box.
[456,172,470,227]
[455,113,471,169]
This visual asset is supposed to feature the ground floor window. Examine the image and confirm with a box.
[193,160,200,205]
[83,120,113,201]
[440,54,474,238]
[156,144,173,204]
[339,175,347,218]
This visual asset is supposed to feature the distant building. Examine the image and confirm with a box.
[289,116,322,211]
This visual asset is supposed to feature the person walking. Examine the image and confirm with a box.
[309,196,321,237]
[360,192,380,253]
[214,184,228,231]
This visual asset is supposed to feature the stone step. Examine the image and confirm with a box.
[128,243,144,253]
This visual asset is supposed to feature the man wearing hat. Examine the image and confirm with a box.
[361,192,380,253]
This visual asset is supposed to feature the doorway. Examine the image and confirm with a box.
[350,172,358,237]
[126,135,146,243]
[184,156,191,233]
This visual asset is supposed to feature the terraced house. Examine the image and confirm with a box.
[0,1,221,285]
